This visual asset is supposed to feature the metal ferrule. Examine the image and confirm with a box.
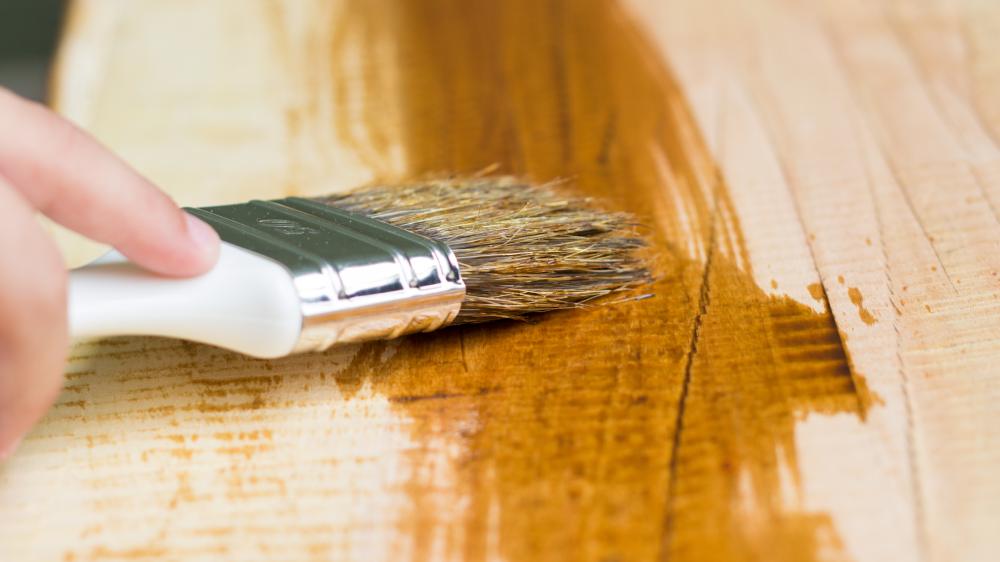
[188,197,465,353]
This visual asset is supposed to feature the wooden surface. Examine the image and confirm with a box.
[2,0,999,560]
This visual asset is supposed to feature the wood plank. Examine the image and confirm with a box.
[1,0,997,561]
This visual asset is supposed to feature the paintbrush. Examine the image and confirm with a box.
[68,177,650,357]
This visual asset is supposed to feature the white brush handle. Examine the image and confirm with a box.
[68,243,303,358]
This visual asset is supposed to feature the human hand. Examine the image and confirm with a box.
[0,87,220,460]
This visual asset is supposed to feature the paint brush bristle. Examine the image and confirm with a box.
[315,177,652,324]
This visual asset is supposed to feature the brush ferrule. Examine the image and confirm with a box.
[188,197,465,354]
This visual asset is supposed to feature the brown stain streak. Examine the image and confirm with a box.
[390,389,497,404]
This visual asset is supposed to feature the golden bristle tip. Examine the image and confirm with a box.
[314,177,654,324]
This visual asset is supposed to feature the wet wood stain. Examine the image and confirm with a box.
[323,1,874,560]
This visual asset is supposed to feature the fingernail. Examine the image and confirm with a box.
[184,213,220,254]
[0,436,23,462]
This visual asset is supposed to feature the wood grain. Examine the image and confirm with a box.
[1,0,998,560]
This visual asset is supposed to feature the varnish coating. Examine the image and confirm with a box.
[1,1,998,561]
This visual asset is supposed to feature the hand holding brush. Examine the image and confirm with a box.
[0,87,650,462]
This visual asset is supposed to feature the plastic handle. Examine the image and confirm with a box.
[68,243,303,358]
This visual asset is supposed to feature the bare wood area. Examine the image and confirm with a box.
[1,0,998,561]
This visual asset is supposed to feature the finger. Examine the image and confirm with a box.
[0,176,69,459]
[0,87,218,277]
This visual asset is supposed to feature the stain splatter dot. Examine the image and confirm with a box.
[807,283,825,302]
[847,287,876,325]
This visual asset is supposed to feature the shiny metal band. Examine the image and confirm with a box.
[188,197,465,353]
